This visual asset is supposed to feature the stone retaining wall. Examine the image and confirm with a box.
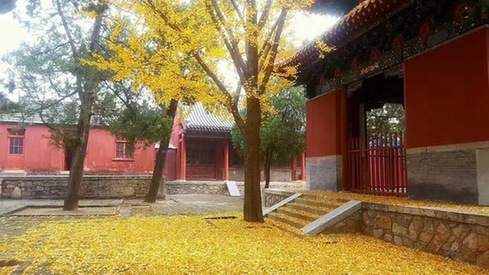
[0,175,152,199]
[164,181,234,196]
[361,203,489,268]
[262,190,489,268]
[1,176,305,199]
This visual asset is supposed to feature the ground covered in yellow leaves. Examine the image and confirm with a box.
[304,191,489,216]
[1,215,487,274]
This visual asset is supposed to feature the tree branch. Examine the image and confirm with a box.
[207,0,247,82]
[257,0,273,29]
[55,0,79,59]
[259,8,287,93]
[259,15,280,67]
[229,0,243,20]
[192,52,230,96]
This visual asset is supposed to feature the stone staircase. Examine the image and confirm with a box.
[265,193,354,235]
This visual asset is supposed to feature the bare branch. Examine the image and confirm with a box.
[192,52,230,96]
[257,0,273,29]
[229,0,243,20]
[55,0,78,59]
[207,0,247,82]
[259,9,287,93]
[258,11,281,69]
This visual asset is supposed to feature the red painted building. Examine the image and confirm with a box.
[0,118,156,173]
[164,103,305,182]
[1,106,305,182]
[293,0,489,205]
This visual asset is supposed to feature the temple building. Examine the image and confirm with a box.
[292,0,489,205]
[164,103,305,182]
[0,105,305,183]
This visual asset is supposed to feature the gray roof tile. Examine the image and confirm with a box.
[183,103,233,133]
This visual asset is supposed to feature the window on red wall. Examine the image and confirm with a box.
[115,141,134,159]
[8,128,25,155]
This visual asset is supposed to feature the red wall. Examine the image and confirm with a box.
[24,125,64,172]
[84,128,155,173]
[405,28,489,148]
[0,123,155,173]
[306,89,346,157]
[0,124,63,171]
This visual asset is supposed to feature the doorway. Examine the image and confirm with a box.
[64,140,75,171]
[347,73,407,196]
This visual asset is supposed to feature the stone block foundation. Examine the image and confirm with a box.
[407,142,489,205]
[306,156,342,192]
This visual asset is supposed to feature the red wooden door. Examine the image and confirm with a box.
[348,132,407,196]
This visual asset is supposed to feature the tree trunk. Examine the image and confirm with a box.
[145,144,167,202]
[63,103,92,210]
[243,96,264,222]
[63,6,104,211]
[264,148,272,189]
[144,99,178,203]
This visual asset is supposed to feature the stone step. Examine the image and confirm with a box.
[301,193,349,204]
[277,207,319,222]
[287,203,333,216]
[295,198,344,209]
[265,218,304,237]
[268,212,307,229]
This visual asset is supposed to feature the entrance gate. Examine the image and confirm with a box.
[348,132,407,196]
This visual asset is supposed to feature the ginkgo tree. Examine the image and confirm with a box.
[87,0,315,222]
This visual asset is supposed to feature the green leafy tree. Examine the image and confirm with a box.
[0,92,19,114]
[366,103,405,139]
[232,86,306,188]
[3,0,109,210]
[104,82,175,202]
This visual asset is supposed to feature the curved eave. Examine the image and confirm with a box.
[310,0,359,16]
[283,0,410,77]
[186,125,232,133]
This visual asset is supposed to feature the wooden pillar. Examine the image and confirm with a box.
[301,151,306,181]
[179,134,186,181]
[341,87,349,191]
[291,156,297,181]
[223,140,229,181]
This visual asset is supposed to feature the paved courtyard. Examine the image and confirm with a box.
[0,195,243,237]
[0,194,243,216]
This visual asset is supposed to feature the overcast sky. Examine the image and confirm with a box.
[0,3,338,54]
[0,2,338,100]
